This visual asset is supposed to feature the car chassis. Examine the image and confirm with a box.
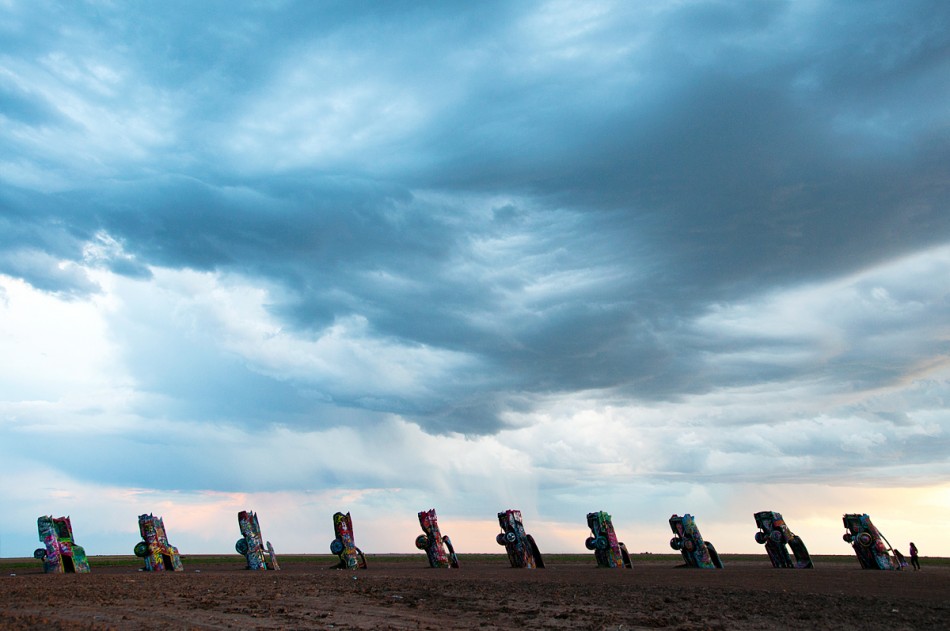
[496,509,544,568]
[585,511,632,568]
[415,508,459,568]
[34,515,91,574]
[842,513,903,570]
[134,513,183,572]
[753,510,813,568]
[235,510,280,570]
[669,513,723,568]
[329,511,367,570]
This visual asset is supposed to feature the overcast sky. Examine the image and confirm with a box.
[2,0,949,559]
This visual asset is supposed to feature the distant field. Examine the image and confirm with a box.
[3,552,947,570]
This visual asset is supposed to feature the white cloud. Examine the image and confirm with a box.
[693,244,950,386]
[224,50,428,173]
[0,272,131,423]
[109,266,478,404]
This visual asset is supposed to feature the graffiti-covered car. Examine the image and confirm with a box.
[753,511,813,568]
[415,508,459,568]
[585,511,632,568]
[329,511,367,569]
[842,513,903,570]
[236,510,280,570]
[669,514,723,568]
[33,515,91,574]
[496,509,544,568]
[134,513,183,572]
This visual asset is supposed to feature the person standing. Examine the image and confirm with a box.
[909,542,920,570]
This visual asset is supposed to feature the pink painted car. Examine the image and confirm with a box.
[34,515,90,574]
[133,514,183,572]
[415,508,459,568]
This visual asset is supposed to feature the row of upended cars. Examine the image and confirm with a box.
[32,509,906,574]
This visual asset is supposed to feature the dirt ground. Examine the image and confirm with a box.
[1,555,947,630]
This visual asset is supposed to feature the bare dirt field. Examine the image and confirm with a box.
[1,554,947,630]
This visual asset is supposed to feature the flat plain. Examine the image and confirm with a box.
[1,554,947,630]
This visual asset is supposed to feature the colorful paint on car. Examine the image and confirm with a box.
[496,509,544,569]
[842,513,902,570]
[668,514,723,569]
[134,513,183,572]
[330,511,367,569]
[753,510,813,568]
[585,511,632,568]
[34,515,91,574]
[415,508,459,568]
[236,510,280,570]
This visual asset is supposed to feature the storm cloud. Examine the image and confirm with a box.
[1,1,948,555]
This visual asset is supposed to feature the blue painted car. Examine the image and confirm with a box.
[669,514,723,568]
[753,510,813,568]
[496,509,544,568]
[236,510,280,570]
[842,513,902,570]
[585,511,632,568]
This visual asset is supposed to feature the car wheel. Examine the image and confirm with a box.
[670,537,683,551]
[594,536,608,551]
[856,532,873,547]
[330,539,344,555]
[505,531,517,544]
[770,530,784,544]
[755,531,768,544]
[235,538,249,556]
[496,533,507,546]
[133,541,148,558]
[842,533,854,543]
[415,534,429,550]
[585,537,596,550]
[33,548,46,560]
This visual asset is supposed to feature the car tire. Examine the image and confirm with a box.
[133,541,148,558]
[770,530,784,544]
[496,533,507,546]
[670,537,683,551]
[585,537,596,551]
[235,538,249,556]
[33,548,46,560]
[505,531,517,544]
[755,531,768,545]
[329,539,344,555]
[415,534,429,550]
[856,532,873,547]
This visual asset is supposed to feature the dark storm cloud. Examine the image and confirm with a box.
[2,0,948,434]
